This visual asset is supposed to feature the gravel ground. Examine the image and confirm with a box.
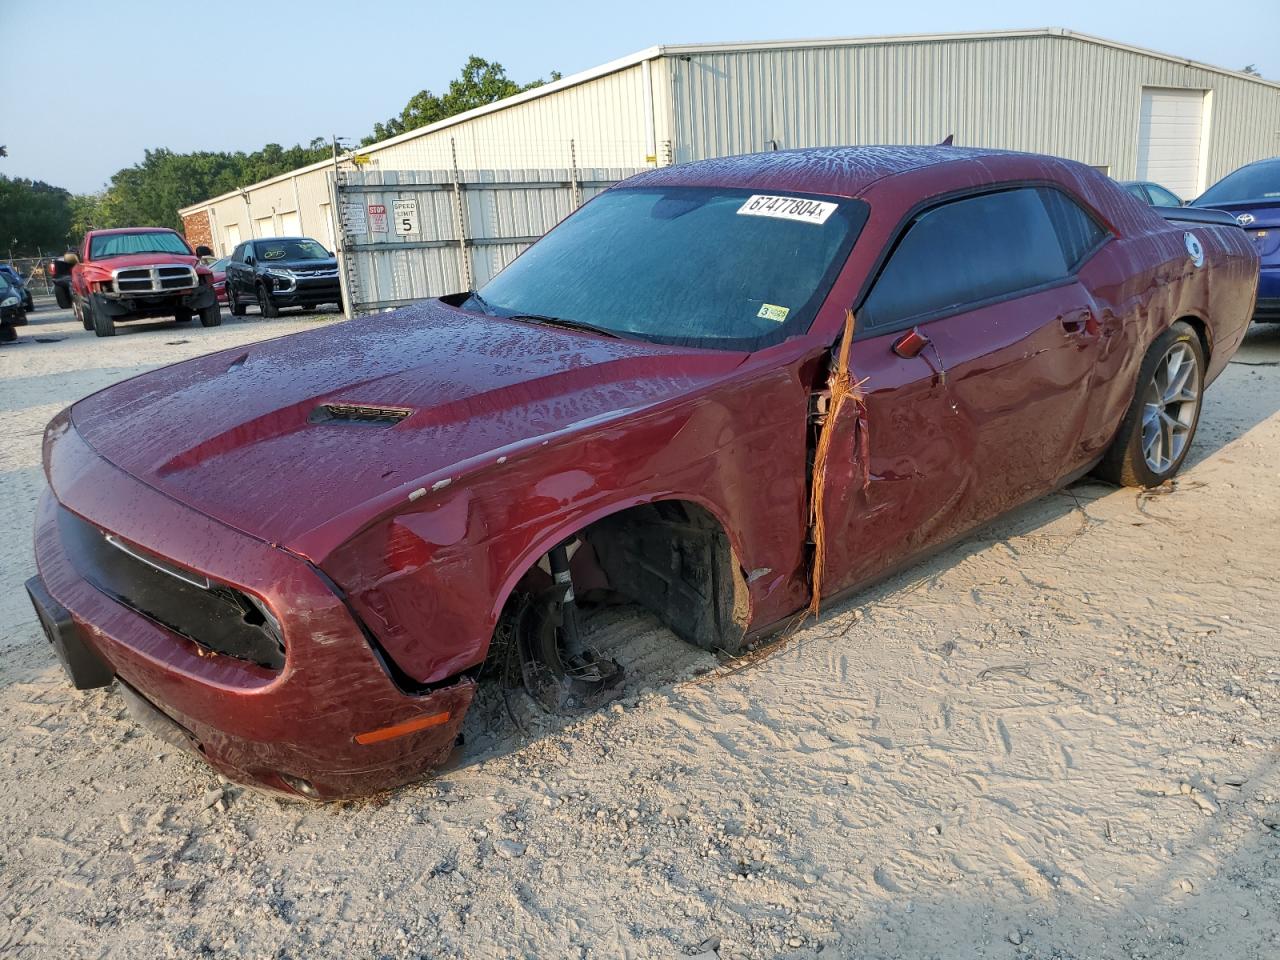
[2,305,1278,959]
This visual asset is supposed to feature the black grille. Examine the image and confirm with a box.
[58,508,285,670]
[309,403,412,425]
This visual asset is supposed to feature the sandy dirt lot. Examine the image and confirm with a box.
[2,305,1278,959]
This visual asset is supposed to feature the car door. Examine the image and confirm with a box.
[813,318,974,596]
[862,186,1110,531]
[814,184,1112,596]
[225,244,243,295]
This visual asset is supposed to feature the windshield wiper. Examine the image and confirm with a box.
[506,314,622,339]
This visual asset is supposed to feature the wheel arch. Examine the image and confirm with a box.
[480,493,753,668]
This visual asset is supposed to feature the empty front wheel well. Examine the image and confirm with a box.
[495,500,751,663]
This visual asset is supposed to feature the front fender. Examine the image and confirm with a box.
[318,363,813,685]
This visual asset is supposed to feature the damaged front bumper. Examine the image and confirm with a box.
[92,283,216,321]
[31,413,474,800]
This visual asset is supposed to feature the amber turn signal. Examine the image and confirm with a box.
[354,711,452,745]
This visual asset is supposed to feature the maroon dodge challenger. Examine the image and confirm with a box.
[28,147,1259,799]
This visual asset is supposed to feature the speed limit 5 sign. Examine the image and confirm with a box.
[393,199,420,236]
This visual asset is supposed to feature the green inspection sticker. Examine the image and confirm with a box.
[757,303,790,323]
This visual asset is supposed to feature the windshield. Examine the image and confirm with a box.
[466,186,868,350]
[210,257,230,272]
[1194,159,1280,206]
[256,239,330,262]
[90,231,191,259]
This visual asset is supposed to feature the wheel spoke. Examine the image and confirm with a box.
[1164,354,1193,404]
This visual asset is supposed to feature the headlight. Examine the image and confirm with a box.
[265,268,296,292]
[0,296,18,308]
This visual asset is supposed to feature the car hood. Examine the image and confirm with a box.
[68,300,744,559]
[260,258,338,271]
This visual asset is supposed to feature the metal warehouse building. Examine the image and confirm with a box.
[180,27,1280,313]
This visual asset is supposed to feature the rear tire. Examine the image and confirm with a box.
[54,284,72,310]
[1094,320,1204,487]
[228,284,246,317]
[257,282,278,319]
[0,323,15,343]
[199,304,221,327]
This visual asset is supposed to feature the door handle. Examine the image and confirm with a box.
[892,327,930,358]
[1060,309,1099,336]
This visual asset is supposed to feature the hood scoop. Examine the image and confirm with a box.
[309,402,413,426]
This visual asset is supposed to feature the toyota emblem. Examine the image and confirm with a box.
[1237,213,1256,226]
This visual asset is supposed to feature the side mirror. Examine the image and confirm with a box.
[195,245,214,259]
[245,256,255,266]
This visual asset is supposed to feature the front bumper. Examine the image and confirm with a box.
[267,277,341,307]
[31,413,474,799]
[93,283,216,321]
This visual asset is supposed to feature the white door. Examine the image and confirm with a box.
[255,216,276,239]
[1136,87,1207,200]
[280,211,302,236]
[222,222,241,255]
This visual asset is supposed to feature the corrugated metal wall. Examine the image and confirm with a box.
[187,60,669,258]
[367,63,659,171]
[668,34,1280,188]
[195,168,337,257]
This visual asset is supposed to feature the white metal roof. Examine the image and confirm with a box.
[180,28,1276,216]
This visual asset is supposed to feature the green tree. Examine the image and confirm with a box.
[0,175,73,256]
[96,141,329,231]
[364,55,560,144]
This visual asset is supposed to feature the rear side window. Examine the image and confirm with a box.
[1039,187,1107,269]
[861,186,1108,331]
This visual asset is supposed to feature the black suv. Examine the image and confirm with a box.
[224,237,341,318]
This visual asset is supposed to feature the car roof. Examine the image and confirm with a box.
[251,236,317,243]
[621,145,1020,198]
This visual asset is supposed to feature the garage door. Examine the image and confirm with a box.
[279,211,302,237]
[255,216,276,239]
[1136,87,1207,200]
[222,222,241,255]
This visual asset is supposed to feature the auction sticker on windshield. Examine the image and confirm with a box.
[738,195,838,225]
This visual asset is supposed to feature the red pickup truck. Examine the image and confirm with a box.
[61,228,221,337]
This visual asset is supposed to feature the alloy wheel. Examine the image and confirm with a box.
[1141,341,1200,474]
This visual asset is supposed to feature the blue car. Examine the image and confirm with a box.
[0,264,34,314]
[1191,157,1280,321]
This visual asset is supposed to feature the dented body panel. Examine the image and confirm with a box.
[31,147,1259,798]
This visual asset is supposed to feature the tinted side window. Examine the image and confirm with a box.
[231,244,245,263]
[1038,187,1107,269]
[861,188,1069,330]
[243,244,254,263]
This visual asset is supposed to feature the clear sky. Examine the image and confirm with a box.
[2,0,1276,193]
